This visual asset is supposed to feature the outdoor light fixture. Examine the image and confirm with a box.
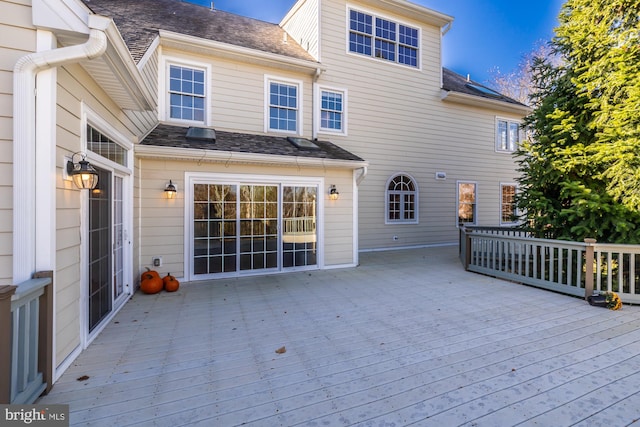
[329,185,339,200]
[164,180,177,199]
[66,152,99,190]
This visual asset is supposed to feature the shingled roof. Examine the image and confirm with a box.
[140,124,365,163]
[442,68,526,107]
[82,0,317,63]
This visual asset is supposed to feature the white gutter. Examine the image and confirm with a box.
[135,144,368,170]
[356,166,368,185]
[12,15,109,284]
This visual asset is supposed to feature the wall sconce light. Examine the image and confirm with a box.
[329,185,339,200]
[66,152,99,190]
[164,180,177,199]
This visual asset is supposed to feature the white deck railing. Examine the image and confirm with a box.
[461,227,640,304]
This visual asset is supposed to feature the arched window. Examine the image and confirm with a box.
[385,174,418,224]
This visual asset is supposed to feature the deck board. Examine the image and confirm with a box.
[38,247,640,426]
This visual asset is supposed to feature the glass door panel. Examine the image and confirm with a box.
[88,168,112,332]
[239,185,278,271]
[113,176,124,301]
[193,184,237,275]
[282,186,317,267]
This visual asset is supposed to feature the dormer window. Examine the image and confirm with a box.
[348,9,419,68]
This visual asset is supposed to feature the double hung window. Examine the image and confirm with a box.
[496,118,521,152]
[267,78,301,133]
[349,9,419,68]
[168,64,206,123]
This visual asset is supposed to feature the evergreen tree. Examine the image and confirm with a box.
[516,0,640,243]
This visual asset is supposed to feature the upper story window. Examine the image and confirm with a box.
[315,85,347,135]
[168,64,205,123]
[386,174,418,224]
[348,9,419,68]
[266,77,302,134]
[457,181,477,226]
[500,183,519,225]
[496,118,521,152]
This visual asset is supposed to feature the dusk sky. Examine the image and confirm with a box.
[187,0,564,85]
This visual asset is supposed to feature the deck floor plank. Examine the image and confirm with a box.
[38,247,640,426]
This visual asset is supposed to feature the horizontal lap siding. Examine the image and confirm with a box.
[139,159,355,277]
[162,49,314,137]
[281,0,320,60]
[55,64,142,366]
[316,0,522,250]
[0,0,36,283]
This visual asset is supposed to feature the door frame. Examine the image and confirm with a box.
[79,148,133,349]
[184,172,325,281]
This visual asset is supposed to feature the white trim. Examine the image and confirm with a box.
[79,105,134,349]
[359,241,457,253]
[264,74,304,136]
[499,182,520,226]
[314,83,348,137]
[345,4,423,71]
[384,173,419,225]
[495,116,522,153]
[456,180,478,227]
[137,35,160,70]
[183,172,324,282]
[159,55,211,125]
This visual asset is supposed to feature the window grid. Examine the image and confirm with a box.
[269,81,298,132]
[87,125,127,167]
[458,182,477,226]
[386,175,417,223]
[348,9,419,68]
[320,90,343,131]
[169,65,205,122]
[501,184,518,224]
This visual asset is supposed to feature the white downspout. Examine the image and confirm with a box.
[12,15,109,284]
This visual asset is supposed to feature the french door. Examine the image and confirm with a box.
[88,168,128,332]
[191,181,318,278]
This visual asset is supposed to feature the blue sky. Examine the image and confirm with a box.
[187,0,564,85]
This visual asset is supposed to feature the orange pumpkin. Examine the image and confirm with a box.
[163,273,180,292]
[140,276,163,294]
[141,267,160,282]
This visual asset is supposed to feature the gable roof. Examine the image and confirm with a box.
[82,0,316,63]
[139,124,365,165]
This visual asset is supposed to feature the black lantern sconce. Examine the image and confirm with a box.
[66,152,99,190]
[329,184,339,201]
[164,180,177,199]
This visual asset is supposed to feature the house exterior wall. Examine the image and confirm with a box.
[55,62,140,367]
[281,0,320,60]
[0,0,37,284]
[283,0,525,250]
[138,158,356,278]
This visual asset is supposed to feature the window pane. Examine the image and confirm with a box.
[168,64,205,122]
[269,81,298,132]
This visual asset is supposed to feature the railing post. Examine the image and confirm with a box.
[584,238,596,300]
[0,285,18,404]
[33,271,53,395]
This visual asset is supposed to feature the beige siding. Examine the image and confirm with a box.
[0,0,36,284]
[281,0,320,60]
[55,63,141,365]
[138,158,355,278]
[311,0,523,250]
[161,49,315,138]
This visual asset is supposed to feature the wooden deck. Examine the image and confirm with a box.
[38,246,640,426]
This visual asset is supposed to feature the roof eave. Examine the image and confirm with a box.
[441,90,531,116]
[134,144,368,169]
[159,30,325,75]
[370,0,453,28]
